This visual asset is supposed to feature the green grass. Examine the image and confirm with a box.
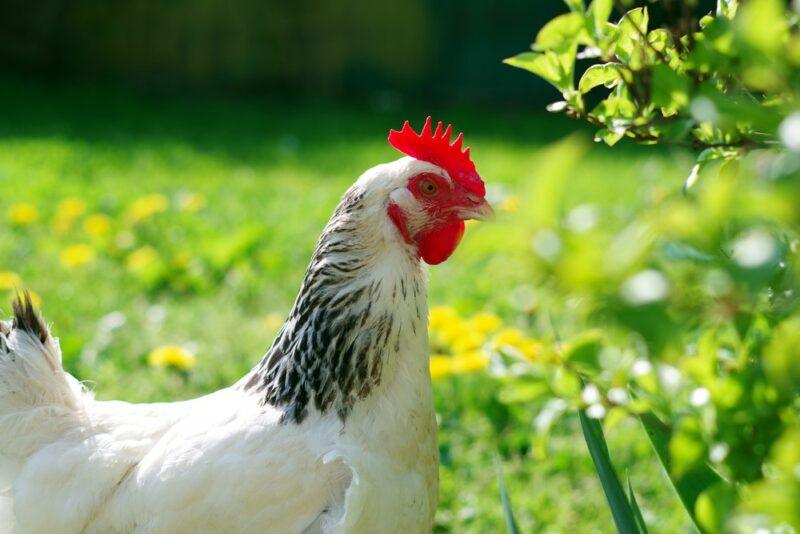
[0,78,692,532]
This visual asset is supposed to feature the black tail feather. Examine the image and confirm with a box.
[11,291,49,344]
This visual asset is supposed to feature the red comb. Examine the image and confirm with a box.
[388,116,485,196]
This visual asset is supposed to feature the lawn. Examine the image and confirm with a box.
[0,78,692,532]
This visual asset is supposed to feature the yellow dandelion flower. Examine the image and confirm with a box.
[429,306,459,331]
[148,345,196,370]
[493,328,527,347]
[451,351,490,374]
[451,330,486,353]
[438,320,470,346]
[53,198,88,234]
[126,246,159,272]
[177,192,206,212]
[60,244,96,268]
[493,328,542,361]
[429,355,454,380]
[125,194,169,224]
[466,312,502,335]
[8,203,38,226]
[0,272,22,291]
[498,195,519,213]
[84,214,112,237]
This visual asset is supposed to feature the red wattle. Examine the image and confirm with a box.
[417,220,465,265]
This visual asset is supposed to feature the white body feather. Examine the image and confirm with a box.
[0,158,444,533]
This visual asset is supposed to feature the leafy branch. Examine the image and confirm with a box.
[505,0,795,170]
[501,1,800,531]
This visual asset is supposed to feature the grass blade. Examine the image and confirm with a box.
[627,476,649,534]
[579,410,643,534]
[639,412,727,533]
[494,455,520,534]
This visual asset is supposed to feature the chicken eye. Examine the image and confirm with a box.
[419,178,438,198]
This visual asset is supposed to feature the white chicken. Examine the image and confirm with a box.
[0,117,492,534]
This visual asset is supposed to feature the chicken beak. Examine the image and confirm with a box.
[458,198,495,222]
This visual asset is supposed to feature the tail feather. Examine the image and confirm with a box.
[11,293,48,346]
[0,293,86,458]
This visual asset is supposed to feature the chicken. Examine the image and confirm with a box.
[0,117,492,534]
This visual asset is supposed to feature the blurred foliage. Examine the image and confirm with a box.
[0,0,559,104]
[506,0,800,531]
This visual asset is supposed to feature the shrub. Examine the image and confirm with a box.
[504,1,800,531]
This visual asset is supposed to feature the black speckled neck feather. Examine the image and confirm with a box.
[241,188,424,424]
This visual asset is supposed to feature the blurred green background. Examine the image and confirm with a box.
[0,0,571,104]
[0,2,713,532]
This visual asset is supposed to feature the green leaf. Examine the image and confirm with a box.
[740,428,800,527]
[591,95,637,120]
[578,63,621,93]
[662,118,695,143]
[699,147,743,165]
[627,477,649,534]
[669,419,705,479]
[639,412,729,532]
[579,411,644,534]
[718,0,739,18]
[504,50,576,92]
[552,365,581,397]
[534,12,588,52]
[694,83,783,133]
[763,317,800,399]
[564,89,584,112]
[616,7,649,67]
[684,148,743,193]
[621,7,648,37]
[695,482,736,533]
[495,456,520,534]
[736,0,788,54]
[647,29,672,53]
[564,330,603,373]
[651,64,690,112]
[587,0,614,37]
[594,128,624,146]
[687,27,732,75]
[596,21,621,57]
